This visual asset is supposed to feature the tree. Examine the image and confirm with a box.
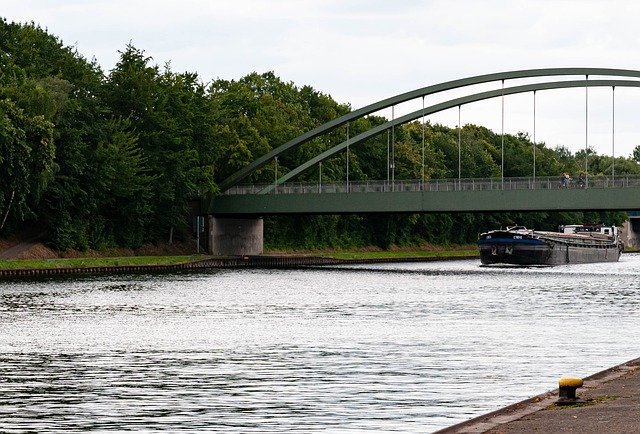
[633,145,640,163]
[0,99,55,230]
[92,118,155,247]
[104,45,217,243]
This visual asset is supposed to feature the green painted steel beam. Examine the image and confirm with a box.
[259,79,640,194]
[208,187,640,216]
[218,68,640,191]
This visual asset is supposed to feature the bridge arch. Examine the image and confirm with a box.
[260,79,640,193]
[219,68,640,193]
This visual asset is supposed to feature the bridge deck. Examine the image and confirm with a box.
[208,175,640,216]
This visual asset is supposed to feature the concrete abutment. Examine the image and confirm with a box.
[622,217,640,249]
[208,216,263,256]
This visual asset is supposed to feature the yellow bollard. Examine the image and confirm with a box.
[557,377,584,404]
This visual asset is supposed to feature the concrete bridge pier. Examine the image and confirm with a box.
[622,217,640,249]
[208,216,264,256]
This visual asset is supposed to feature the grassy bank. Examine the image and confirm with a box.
[320,249,478,260]
[0,245,479,270]
[265,243,479,261]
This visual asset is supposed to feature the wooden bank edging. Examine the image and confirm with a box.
[0,254,479,278]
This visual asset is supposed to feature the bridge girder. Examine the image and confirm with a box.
[209,187,640,216]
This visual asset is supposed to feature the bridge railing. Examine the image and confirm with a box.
[223,174,640,195]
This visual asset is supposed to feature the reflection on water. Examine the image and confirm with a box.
[2,254,640,432]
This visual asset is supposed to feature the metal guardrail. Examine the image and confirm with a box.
[223,175,640,195]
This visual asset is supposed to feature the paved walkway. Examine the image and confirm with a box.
[436,357,640,434]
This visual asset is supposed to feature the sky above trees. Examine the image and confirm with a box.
[5,0,640,157]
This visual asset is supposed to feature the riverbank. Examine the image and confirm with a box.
[0,249,479,278]
[0,237,479,276]
[435,356,640,434]
[3,241,639,278]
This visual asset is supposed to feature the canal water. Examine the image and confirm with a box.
[2,255,640,432]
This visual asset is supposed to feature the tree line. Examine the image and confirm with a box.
[0,19,635,251]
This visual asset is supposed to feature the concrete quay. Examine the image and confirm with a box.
[435,357,640,434]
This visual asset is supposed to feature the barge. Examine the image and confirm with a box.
[478,224,623,266]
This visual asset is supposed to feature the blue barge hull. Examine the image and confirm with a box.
[478,226,622,266]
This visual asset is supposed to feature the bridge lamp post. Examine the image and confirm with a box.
[274,156,278,194]
[612,86,616,185]
[392,105,396,192]
[501,79,505,190]
[386,129,390,191]
[319,161,322,193]
[346,123,350,193]
[585,75,589,188]
[390,162,395,191]
[533,90,536,183]
[458,105,461,191]
[422,96,425,190]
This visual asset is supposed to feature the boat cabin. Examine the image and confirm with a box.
[559,224,618,236]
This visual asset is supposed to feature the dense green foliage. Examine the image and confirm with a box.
[1,20,217,249]
[0,19,636,251]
